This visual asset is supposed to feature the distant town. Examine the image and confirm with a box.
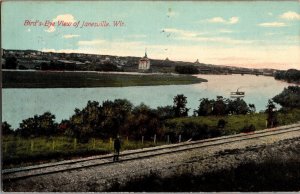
[2,49,276,76]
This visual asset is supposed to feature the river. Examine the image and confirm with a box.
[2,74,295,129]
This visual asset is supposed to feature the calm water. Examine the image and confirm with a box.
[2,74,295,129]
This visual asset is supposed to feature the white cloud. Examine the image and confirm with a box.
[228,17,239,24]
[163,28,251,45]
[280,11,300,20]
[208,17,226,23]
[63,34,80,39]
[45,14,76,33]
[207,16,239,24]
[78,39,106,46]
[219,29,233,34]
[258,22,287,27]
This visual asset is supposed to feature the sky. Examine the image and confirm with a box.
[2,1,300,70]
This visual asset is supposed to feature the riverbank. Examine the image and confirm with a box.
[2,71,206,88]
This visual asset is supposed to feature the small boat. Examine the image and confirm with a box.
[230,89,245,98]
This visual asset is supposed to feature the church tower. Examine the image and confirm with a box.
[138,50,151,70]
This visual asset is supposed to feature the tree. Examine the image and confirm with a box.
[4,56,18,69]
[195,98,214,116]
[129,103,162,140]
[17,112,58,137]
[265,100,278,128]
[175,65,199,74]
[227,98,249,115]
[173,94,189,117]
[2,121,14,135]
[212,96,227,115]
[273,86,300,109]
[249,104,256,114]
[155,105,176,120]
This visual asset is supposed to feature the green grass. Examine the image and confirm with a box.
[2,136,166,168]
[2,71,206,88]
[166,108,300,135]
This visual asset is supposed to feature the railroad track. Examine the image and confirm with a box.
[3,122,300,181]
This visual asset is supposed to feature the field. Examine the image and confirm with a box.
[2,136,165,168]
[166,108,300,135]
[2,71,206,88]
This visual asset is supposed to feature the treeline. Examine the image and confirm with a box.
[2,95,255,142]
[274,69,300,83]
[175,65,199,74]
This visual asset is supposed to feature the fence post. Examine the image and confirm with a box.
[52,139,55,151]
[93,138,96,149]
[167,135,170,144]
[4,142,7,153]
[154,134,156,144]
[142,136,144,145]
[30,140,34,152]
[73,138,77,150]
[109,138,113,149]
[179,134,182,143]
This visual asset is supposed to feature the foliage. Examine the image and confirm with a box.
[240,124,256,133]
[265,100,278,128]
[195,97,250,116]
[196,98,214,116]
[273,86,300,109]
[95,62,122,72]
[175,65,199,74]
[16,112,58,137]
[2,121,14,135]
[274,69,300,83]
[155,105,176,120]
[173,94,189,117]
[227,98,249,115]
[4,56,18,69]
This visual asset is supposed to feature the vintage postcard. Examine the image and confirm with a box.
[1,0,300,192]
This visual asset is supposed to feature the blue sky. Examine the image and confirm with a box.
[2,1,300,69]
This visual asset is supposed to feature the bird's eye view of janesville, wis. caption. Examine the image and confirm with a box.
[1,0,300,192]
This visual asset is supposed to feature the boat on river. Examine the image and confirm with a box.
[230,89,245,98]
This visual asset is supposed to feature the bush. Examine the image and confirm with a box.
[240,124,256,133]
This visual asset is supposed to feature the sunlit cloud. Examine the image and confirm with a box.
[258,22,287,27]
[206,16,239,24]
[280,11,300,20]
[219,29,233,34]
[63,34,80,39]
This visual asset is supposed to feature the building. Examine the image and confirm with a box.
[138,52,150,70]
